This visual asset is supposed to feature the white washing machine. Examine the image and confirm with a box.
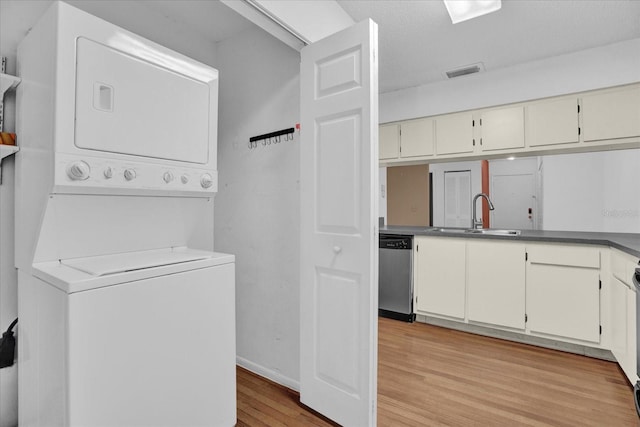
[22,248,236,426]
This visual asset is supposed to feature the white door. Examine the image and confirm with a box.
[444,170,471,228]
[491,174,535,229]
[489,158,539,230]
[300,19,378,426]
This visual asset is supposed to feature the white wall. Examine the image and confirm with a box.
[214,27,301,390]
[0,2,220,426]
[543,149,640,233]
[381,38,640,123]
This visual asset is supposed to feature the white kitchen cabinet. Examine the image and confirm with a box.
[526,97,579,147]
[414,237,466,319]
[526,244,601,343]
[478,106,525,151]
[610,249,639,384]
[435,112,474,155]
[400,118,435,158]
[379,123,399,160]
[581,85,640,143]
[467,240,526,329]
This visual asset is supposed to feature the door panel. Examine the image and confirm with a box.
[300,19,378,426]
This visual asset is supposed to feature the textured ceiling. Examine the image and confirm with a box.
[3,1,638,95]
[337,0,640,93]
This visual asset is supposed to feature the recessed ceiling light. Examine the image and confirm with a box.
[507,156,516,161]
[443,0,502,24]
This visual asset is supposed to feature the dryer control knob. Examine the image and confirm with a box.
[66,161,91,181]
[103,166,113,179]
[124,169,137,181]
[163,171,174,183]
[181,174,189,184]
[200,173,214,189]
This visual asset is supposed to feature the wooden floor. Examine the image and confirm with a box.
[237,317,639,426]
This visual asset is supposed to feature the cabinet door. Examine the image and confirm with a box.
[379,124,399,159]
[435,112,474,155]
[527,263,600,343]
[581,86,640,142]
[479,106,525,151]
[610,276,628,366]
[414,237,466,319]
[400,118,434,158]
[467,240,526,329]
[625,285,637,384]
[526,97,579,147]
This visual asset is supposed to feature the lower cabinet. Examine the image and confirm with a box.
[467,240,526,329]
[411,236,637,384]
[610,249,638,384]
[526,244,601,343]
[414,237,466,319]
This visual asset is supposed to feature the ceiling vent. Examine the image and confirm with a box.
[445,63,485,79]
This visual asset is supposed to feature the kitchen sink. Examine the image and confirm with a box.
[431,228,521,236]
[432,228,468,234]
[466,229,521,236]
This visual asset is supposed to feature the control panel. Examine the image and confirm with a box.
[54,153,217,196]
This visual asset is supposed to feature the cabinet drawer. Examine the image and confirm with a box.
[528,245,600,269]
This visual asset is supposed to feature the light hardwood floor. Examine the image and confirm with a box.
[237,317,639,426]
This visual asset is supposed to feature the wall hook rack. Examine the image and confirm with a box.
[249,127,294,149]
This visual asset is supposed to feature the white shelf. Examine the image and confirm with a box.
[0,144,19,161]
[1,73,21,97]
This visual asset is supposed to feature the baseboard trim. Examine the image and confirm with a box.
[236,356,300,392]
[415,314,615,362]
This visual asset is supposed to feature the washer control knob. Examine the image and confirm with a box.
[163,171,174,183]
[66,161,90,181]
[181,174,189,184]
[200,173,214,189]
[124,169,137,181]
[103,166,113,179]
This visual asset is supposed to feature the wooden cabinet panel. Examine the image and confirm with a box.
[527,261,600,343]
[479,106,525,151]
[435,112,474,155]
[467,240,526,329]
[414,237,466,319]
[526,97,579,147]
[400,118,434,158]
[581,86,640,142]
[379,124,399,159]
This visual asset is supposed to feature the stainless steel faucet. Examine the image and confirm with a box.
[471,193,495,229]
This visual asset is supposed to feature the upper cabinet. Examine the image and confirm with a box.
[380,120,434,160]
[581,86,640,143]
[400,118,434,158]
[379,83,640,165]
[435,112,474,155]
[379,123,399,160]
[478,106,525,151]
[526,97,579,147]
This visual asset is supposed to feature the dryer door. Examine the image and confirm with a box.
[74,37,214,164]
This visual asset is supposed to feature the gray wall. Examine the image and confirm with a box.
[214,26,301,390]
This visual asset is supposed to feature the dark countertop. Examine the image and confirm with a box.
[380,226,640,259]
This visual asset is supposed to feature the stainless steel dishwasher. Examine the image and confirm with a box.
[378,234,414,322]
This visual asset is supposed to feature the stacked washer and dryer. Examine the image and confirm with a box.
[15,2,235,426]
